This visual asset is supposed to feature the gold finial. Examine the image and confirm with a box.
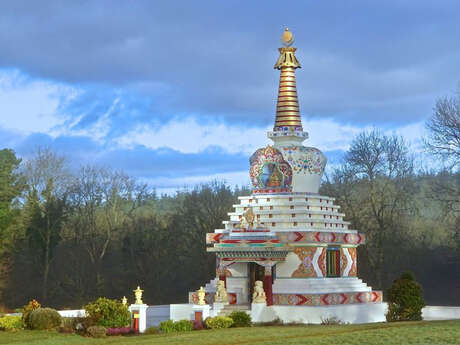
[282,28,294,46]
[122,296,128,306]
[134,286,144,304]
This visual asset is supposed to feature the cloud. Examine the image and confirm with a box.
[0,1,458,126]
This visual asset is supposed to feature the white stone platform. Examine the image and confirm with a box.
[273,277,371,294]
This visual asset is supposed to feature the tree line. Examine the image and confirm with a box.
[0,89,459,309]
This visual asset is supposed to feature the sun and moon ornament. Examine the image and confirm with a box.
[281,27,294,46]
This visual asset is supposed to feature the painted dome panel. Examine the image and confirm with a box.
[281,146,327,175]
[249,146,292,191]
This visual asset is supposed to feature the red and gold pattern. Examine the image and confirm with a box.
[348,247,357,276]
[318,248,327,276]
[207,231,365,245]
[272,291,383,306]
[291,247,317,278]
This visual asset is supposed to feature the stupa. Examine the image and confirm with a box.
[189,28,385,323]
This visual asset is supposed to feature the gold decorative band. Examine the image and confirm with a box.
[277,106,299,111]
[277,101,298,106]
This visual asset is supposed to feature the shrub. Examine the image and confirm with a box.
[70,316,96,333]
[320,316,342,325]
[87,325,107,338]
[192,319,204,330]
[159,319,175,333]
[106,327,133,336]
[159,319,193,333]
[229,311,251,327]
[144,326,160,334]
[205,316,233,329]
[174,319,193,332]
[84,297,131,328]
[0,316,23,331]
[22,299,40,328]
[28,308,62,330]
[386,271,425,322]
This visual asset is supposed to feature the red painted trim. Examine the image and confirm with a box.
[264,274,273,306]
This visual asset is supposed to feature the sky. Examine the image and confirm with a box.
[0,1,459,194]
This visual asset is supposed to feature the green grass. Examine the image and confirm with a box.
[0,320,459,345]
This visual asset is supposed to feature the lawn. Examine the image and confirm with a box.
[0,320,459,345]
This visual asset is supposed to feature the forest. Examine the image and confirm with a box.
[0,90,459,309]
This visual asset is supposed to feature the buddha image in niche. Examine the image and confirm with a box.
[260,163,283,187]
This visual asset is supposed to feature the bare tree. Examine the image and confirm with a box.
[66,166,148,295]
[425,87,460,253]
[425,87,460,168]
[322,130,416,288]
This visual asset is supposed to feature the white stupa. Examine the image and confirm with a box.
[189,28,386,324]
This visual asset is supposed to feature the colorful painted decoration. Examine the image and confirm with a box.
[249,146,292,190]
[281,145,327,175]
[272,291,383,306]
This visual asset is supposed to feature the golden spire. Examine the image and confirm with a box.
[273,28,302,130]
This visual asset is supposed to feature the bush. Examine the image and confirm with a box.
[0,316,23,331]
[87,325,107,338]
[320,316,342,325]
[159,319,175,333]
[84,297,131,328]
[205,316,233,329]
[28,308,62,330]
[159,319,193,333]
[229,311,251,327]
[192,319,204,330]
[106,327,133,336]
[174,319,193,332]
[22,299,40,329]
[144,326,160,334]
[386,271,425,322]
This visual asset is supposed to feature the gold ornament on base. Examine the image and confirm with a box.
[197,286,206,305]
[252,281,267,303]
[214,280,228,303]
[134,286,144,304]
[122,296,128,306]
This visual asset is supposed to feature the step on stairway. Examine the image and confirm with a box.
[218,304,251,317]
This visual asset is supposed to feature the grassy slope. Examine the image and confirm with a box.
[0,321,459,345]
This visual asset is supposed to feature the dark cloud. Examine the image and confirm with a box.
[0,1,459,127]
[8,130,249,179]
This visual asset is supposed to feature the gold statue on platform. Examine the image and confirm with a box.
[197,286,206,305]
[252,281,267,304]
[122,296,128,306]
[214,280,228,303]
[134,286,144,304]
[243,207,255,228]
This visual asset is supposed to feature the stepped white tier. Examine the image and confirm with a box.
[189,29,383,322]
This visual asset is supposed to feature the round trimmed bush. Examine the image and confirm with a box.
[84,297,131,328]
[205,316,233,329]
[386,271,425,321]
[28,308,62,330]
[87,325,107,338]
[229,311,251,327]
[21,299,40,328]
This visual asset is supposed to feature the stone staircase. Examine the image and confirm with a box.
[218,304,251,316]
